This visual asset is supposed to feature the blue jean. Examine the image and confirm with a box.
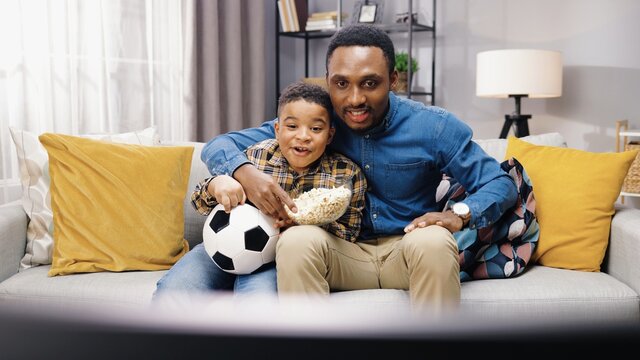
[153,243,277,300]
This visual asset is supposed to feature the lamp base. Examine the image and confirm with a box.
[499,114,531,138]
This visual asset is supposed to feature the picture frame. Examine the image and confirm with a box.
[359,4,377,23]
[352,1,384,25]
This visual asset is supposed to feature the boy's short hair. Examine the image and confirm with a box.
[277,82,332,117]
[325,24,396,75]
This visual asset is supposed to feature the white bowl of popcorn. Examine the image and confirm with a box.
[285,183,352,225]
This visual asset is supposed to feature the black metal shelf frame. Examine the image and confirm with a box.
[275,0,436,105]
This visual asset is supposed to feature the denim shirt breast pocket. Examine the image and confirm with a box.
[383,161,432,200]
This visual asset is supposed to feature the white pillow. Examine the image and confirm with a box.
[8,127,161,270]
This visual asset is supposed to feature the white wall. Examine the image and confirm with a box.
[271,0,640,153]
[439,0,640,153]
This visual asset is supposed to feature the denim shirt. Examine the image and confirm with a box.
[202,92,517,240]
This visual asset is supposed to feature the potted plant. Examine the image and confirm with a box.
[394,51,419,93]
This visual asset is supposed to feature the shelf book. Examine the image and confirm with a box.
[305,11,348,31]
[277,1,290,32]
[278,0,307,32]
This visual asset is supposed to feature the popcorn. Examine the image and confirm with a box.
[285,185,352,225]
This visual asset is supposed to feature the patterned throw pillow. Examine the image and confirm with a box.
[8,127,160,270]
[436,158,539,282]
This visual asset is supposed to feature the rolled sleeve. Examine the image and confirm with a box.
[213,153,252,177]
[201,120,277,176]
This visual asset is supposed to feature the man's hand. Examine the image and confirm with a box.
[403,210,464,234]
[208,175,246,213]
[233,164,298,223]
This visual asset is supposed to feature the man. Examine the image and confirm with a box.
[201,24,518,312]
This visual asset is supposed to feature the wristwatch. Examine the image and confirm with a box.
[452,202,471,228]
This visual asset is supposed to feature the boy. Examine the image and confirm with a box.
[153,82,366,297]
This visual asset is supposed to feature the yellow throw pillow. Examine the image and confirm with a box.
[40,133,193,276]
[505,136,638,271]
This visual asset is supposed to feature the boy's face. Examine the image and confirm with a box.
[326,46,397,134]
[275,100,335,174]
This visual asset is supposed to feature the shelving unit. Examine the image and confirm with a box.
[275,0,436,106]
[615,119,640,203]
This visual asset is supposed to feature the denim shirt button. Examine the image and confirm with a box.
[364,164,370,170]
[365,135,370,139]
[372,213,377,219]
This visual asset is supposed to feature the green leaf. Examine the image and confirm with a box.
[394,51,419,72]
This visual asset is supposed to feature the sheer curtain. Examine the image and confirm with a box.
[0,0,197,199]
[0,0,268,203]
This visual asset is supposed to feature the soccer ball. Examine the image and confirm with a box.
[202,203,279,275]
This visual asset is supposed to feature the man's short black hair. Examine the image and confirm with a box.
[277,81,332,117]
[325,24,396,75]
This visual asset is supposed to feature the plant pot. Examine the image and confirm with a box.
[394,71,414,93]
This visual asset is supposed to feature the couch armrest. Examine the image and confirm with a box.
[605,206,640,295]
[0,202,27,282]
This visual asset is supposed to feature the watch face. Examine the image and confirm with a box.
[453,202,470,216]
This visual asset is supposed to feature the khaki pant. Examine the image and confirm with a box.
[275,225,460,313]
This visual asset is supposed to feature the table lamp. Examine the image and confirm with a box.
[476,49,563,138]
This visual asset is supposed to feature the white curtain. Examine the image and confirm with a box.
[0,0,197,191]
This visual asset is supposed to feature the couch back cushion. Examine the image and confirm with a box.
[474,132,567,161]
[173,142,211,249]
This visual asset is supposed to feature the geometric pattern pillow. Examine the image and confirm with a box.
[8,127,160,270]
[436,158,539,282]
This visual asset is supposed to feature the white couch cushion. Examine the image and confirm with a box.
[325,266,639,322]
[163,141,210,249]
[0,265,165,308]
[460,265,639,322]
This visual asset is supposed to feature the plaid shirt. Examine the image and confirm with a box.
[192,139,366,242]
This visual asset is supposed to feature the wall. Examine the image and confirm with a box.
[439,0,640,154]
[270,0,640,153]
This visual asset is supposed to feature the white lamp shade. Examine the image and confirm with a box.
[476,49,563,99]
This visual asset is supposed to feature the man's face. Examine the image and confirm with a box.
[326,46,397,133]
[275,100,334,174]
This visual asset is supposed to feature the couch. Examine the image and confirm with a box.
[1,132,639,324]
